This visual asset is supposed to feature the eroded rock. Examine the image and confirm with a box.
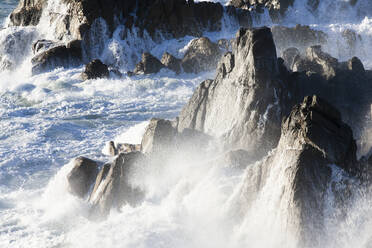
[161,52,182,74]
[67,157,99,198]
[181,37,222,73]
[141,118,176,154]
[134,52,165,75]
[81,59,109,80]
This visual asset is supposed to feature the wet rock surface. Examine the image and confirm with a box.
[134,52,165,75]
[181,37,222,74]
[81,59,109,80]
[67,157,99,198]
[161,52,182,74]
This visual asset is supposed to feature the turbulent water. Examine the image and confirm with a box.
[0,0,372,247]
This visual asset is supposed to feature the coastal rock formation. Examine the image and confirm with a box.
[161,52,182,74]
[134,53,165,75]
[81,59,109,80]
[181,37,222,73]
[67,157,99,198]
[31,40,82,74]
[89,152,146,216]
[235,95,358,246]
[141,118,176,154]
[178,27,288,158]
[9,0,46,26]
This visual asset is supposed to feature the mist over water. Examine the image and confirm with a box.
[1,0,372,247]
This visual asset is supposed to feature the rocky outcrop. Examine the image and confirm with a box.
[10,0,250,41]
[134,53,165,75]
[89,152,146,217]
[81,59,109,80]
[234,95,358,246]
[31,40,82,74]
[67,157,99,198]
[32,40,56,54]
[9,0,46,26]
[161,52,182,74]
[141,118,176,154]
[181,37,223,73]
[272,25,327,52]
[178,27,288,158]
[281,47,300,69]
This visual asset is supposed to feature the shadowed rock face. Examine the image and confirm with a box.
[178,27,289,159]
[67,157,99,198]
[134,53,165,75]
[89,152,146,217]
[10,0,250,41]
[10,0,46,26]
[81,59,109,80]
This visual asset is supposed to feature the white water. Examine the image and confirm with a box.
[1,0,372,247]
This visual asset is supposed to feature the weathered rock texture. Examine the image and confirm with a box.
[134,53,165,75]
[235,95,358,246]
[31,40,82,74]
[89,152,146,216]
[182,37,223,73]
[81,59,109,80]
[67,157,99,198]
[178,27,289,158]
[10,0,46,26]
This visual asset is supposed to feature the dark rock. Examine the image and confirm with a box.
[81,59,109,80]
[272,24,327,51]
[9,0,46,26]
[161,52,182,74]
[31,44,82,74]
[348,56,365,75]
[181,37,222,73]
[107,141,117,156]
[281,47,300,70]
[89,152,146,216]
[134,53,165,75]
[67,157,99,198]
[141,118,177,154]
[32,40,55,54]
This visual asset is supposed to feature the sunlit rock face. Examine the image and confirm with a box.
[178,27,289,159]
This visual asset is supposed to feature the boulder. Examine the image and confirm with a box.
[81,59,109,80]
[89,152,146,216]
[161,52,182,74]
[305,45,338,79]
[348,56,365,75]
[67,157,99,198]
[9,0,46,26]
[181,37,222,73]
[117,143,142,154]
[178,27,288,159]
[134,53,165,75]
[141,118,177,154]
[31,40,82,74]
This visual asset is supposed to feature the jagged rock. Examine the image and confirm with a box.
[181,37,222,73]
[81,59,109,80]
[10,0,236,41]
[89,152,146,216]
[281,47,300,70]
[31,41,82,74]
[178,27,288,158]
[229,0,295,19]
[305,45,338,79]
[9,0,46,26]
[32,40,55,54]
[161,52,182,74]
[272,24,327,51]
[67,157,99,198]
[217,39,232,51]
[234,95,358,246]
[134,53,165,75]
[141,118,176,154]
[107,141,117,156]
[348,56,365,75]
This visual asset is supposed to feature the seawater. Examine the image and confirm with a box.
[0,0,372,247]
